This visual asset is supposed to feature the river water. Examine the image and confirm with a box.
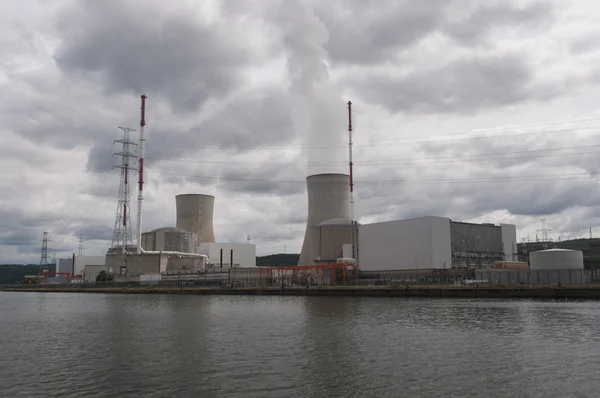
[0,292,599,397]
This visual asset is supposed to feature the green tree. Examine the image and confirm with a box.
[96,271,113,282]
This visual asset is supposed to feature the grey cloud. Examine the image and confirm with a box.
[190,88,295,150]
[444,2,553,46]
[86,145,119,174]
[85,88,296,174]
[315,0,448,65]
[215,167,305,196]
[352,54,532,114]
[54,0,251,112]
[314,0,552,65]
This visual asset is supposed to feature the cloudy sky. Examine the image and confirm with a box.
[2,0,600,263]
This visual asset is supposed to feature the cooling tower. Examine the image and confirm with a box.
[298,173,353,265]
[175,194,216,245]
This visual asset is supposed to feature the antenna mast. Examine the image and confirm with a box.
[348,101,355,259]
[136,95,147,254]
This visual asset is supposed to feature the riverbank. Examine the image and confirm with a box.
[4,285,600,299]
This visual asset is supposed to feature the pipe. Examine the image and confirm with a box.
[137,246,209,261]
[348,101,355,259]
[136,95,147,254]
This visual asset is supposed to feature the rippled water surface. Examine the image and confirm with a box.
[1,292,600,397]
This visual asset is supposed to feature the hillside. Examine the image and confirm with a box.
[0,264,56,285]
[256,253,299,267]
[518,238,600,269]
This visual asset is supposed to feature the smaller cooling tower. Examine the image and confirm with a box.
[298,173,353,265]
[175,194,216,246]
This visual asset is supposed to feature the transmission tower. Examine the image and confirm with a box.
[40,232,49,267]
[78,235,84,256]
[111,126,137,254]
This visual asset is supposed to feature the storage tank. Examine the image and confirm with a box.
[529,248,584,270]
[141,227,192,252]
[298,174,353,265]
[175,194,216,246]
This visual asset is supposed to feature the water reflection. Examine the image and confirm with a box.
[1,293,600,398]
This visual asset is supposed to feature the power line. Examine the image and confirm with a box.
[145,145,600,167]
[158,171,594,185]
[151,124,600,151]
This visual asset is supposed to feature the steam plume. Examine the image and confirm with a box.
[279,0,347,176]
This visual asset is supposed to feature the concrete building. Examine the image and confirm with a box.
[358,216,452,271]
[106,253,169,276]
[199,242,256,268]
[358,216,517,272]
[84,264,109,282]
[298,174,353,265]
[56,257,74,275]
[176,194,216,248]
[530,248,584,270]
[141,227,192,252]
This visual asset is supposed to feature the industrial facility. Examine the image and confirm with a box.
[38,95,595,289]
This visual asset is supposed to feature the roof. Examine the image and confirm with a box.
[535,248,580,253]
[147,227,190,234]
[310,218,358,227]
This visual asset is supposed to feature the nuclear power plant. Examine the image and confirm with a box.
[60,93,595,288]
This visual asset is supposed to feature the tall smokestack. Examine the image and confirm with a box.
[136,95,146,254]
[298,173,352,265]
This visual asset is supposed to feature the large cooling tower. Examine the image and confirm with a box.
[298,173,353,265]
[175,194,216,244]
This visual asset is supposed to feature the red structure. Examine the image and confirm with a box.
[258,263,357,288]
[493,261,529,270]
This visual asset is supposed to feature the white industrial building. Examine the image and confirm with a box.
[199,242,256,268]
[56,255,106,276]
[358,216,452,271]
[357,216,517,271]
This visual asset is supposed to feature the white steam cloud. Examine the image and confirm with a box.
[278,0,348,176]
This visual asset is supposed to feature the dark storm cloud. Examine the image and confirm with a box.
[54,0,252,112]
[314,0,552,65]
[353,54,532,114]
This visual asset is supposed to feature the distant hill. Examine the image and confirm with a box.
[518,238,600,269]
[256,253,299,267]
[0,264,56,285]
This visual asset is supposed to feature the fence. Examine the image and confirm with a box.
[475,269,600,285]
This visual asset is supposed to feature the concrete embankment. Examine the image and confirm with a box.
[4,285,600,299]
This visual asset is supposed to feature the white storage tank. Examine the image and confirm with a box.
[529,248,584,270]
